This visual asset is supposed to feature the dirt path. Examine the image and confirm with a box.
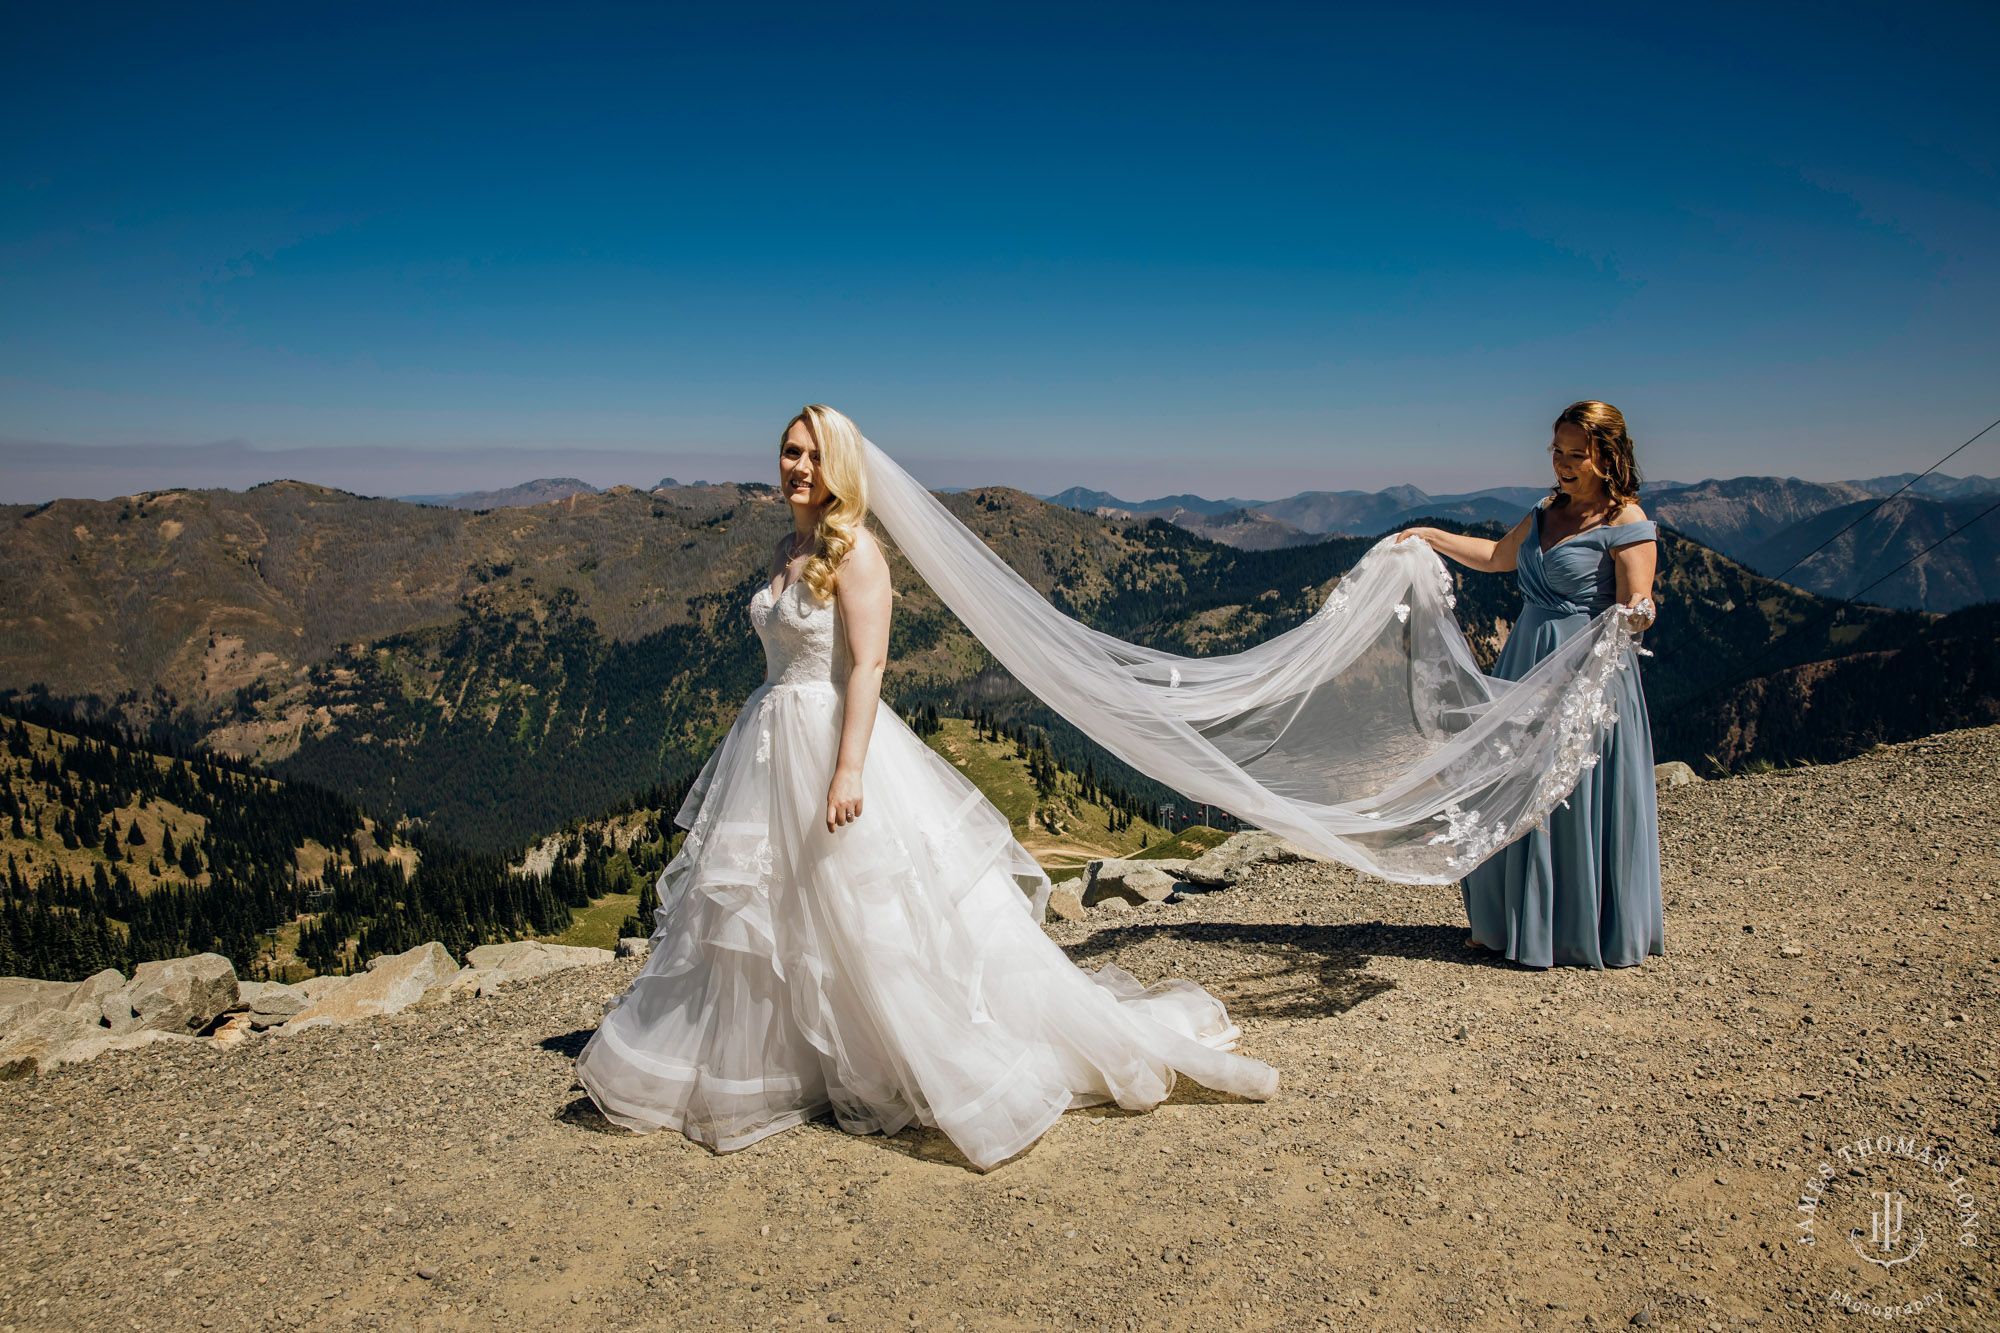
[4,730,1996,1333]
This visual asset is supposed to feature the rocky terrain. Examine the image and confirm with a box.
[3,727,1995,1332]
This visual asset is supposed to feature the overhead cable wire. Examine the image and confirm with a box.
[1648,412,1999,668]
[1666,490,2000,714]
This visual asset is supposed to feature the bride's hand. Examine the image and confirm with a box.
[826,769,864,832]
[1619,596,1657,632]
[1394,527,1433,546]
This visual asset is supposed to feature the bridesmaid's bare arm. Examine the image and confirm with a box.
[1395,511,1533,573]
[1609,505,1658,630]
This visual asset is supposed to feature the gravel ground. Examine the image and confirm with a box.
[3,728,1996,1333]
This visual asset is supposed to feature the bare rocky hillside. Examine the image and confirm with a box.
[2,730,1996,1333]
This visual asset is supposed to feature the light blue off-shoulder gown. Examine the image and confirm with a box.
[1461,505,1665,969]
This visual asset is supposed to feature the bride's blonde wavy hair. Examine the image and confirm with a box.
[783,404,870,604]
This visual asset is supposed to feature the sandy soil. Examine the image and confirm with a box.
[3,729,1996,1333]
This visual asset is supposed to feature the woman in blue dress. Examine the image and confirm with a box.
[1398,400,1664,969]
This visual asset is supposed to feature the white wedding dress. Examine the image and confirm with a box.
[576,574,1279,1171]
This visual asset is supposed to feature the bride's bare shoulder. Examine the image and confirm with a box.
[835,528,890,593]
[846,526,888,563]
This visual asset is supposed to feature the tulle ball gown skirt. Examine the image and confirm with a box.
[576,678,1278,1171]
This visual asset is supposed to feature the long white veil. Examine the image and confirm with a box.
[863,438,1640,886]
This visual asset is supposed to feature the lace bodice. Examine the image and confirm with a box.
[750,579,848,688]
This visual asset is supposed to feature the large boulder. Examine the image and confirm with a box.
[296,974,354,1002]
[55,1028,198,1067]
[246,982,308,1030]
[416,968,498,1008]
[65,969,129,1019]
[0,977,84,1039]
[465,940,614,977]
[614,937,652,960]
[0,1008,100,1079]
[284,943,459,1030]
[1655,761,1701,789]
[1180,832,1322,887]
[103,954,239,1036]
[1082,859,1190,907]
[417,940,618,1010]
[0,977,76,1022]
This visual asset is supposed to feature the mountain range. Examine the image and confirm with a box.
[1046,472,1999,613]
[5,472,1975,851]
[396,477,602,509]
[383,470,1998,611]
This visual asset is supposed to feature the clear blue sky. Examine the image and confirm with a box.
[3,1,1995,501]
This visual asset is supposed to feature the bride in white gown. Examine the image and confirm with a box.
[576,405,1280,1171]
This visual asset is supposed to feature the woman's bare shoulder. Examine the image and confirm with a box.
[835,527,891,593]
[847,525,887,563]
[1609,501,1650,525]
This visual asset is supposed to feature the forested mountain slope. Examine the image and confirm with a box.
[1740,495,2000,613]
[0,708,673,983]
[1655,604,2000,771]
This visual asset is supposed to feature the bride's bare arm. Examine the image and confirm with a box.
[1395,511,1532,573]
[827,530,892,832]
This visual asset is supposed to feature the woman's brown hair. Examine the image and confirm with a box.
[1549,400,1642,509]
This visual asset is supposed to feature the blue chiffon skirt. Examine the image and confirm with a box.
[1460,603,1665,969]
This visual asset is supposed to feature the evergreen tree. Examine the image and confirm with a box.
[620,873,661,939]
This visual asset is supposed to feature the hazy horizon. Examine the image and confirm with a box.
[5,433,1989,507]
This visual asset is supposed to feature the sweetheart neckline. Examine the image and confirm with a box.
[1535,507,1654,556]
[757,578,827,608]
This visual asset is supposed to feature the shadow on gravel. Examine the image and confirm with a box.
[1060,920,1516,1021]
[556,1095,624,1134]
[540,1028,594,1058]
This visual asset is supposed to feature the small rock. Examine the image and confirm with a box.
[1654,761,1700,788]
[1779,944,1805,958]
[415,1266,437,1280]
[1632,1309,1652,1327]
[1045,880,1088,923]
[615,937,652,960]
